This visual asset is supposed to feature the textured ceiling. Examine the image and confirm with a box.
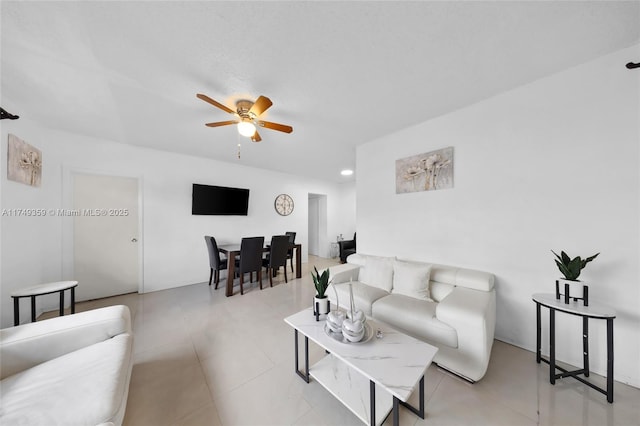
[2,1,639,182]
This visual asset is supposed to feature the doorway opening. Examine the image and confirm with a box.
[308,193,328,258]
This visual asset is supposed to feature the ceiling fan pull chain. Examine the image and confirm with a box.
[237,143,241,159]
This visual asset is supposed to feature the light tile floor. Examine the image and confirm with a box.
[43,256,640,426]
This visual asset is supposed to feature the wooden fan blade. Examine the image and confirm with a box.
[258,120,293,133]
[251,131,262,142]
[197,93,235,115]
[249,96,272,117]
[205,120,238,127]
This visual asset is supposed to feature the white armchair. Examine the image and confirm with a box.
[1,305,134,425]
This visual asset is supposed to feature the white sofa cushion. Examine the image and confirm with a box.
[429,264,495,292]
[0,333,133,425]
[430,282,455,303]
[372,294,458,349]
[392,260,433,301]
[329,281,389,316]
[357,255,395,292]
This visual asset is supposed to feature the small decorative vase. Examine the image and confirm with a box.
[342,318,364,342]
[326,282,345,333]
[342,280,365,342]
[555,279,589,306]
[326,310,345,334]
[347,308,365,324]
[314,296,330,320]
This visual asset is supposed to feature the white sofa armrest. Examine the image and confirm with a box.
[435,287,496,381]
[436,287,494,329]
[327,263,360,284]
[0,305,132,379]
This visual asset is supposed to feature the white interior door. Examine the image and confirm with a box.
[73,173,139,301]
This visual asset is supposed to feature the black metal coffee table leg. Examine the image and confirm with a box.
[294,330,309,383]
[399,375,425,418]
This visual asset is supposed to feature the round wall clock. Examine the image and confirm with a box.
[274,193,294,216]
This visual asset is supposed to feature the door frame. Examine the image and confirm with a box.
[308,195,320,256]
[61,166,144,294]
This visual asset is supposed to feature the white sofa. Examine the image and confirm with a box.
[0,305,134,425]
[328,254,495,382]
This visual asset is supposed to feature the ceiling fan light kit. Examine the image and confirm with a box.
[197,93,293,143]
[237,121,256,137]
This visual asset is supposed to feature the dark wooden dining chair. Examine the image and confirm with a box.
[285,231,296,272]
[204,236,227,289]
[236,236,265,294]
[263,235,290,287]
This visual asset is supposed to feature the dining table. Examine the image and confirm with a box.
[218,242,302,296]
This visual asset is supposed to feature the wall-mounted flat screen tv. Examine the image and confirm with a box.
[192,184,250,216]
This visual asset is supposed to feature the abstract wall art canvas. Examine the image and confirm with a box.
[7,134,42,187]
[396,146,453,194]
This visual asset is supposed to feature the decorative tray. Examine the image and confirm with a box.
[324,321,373,344]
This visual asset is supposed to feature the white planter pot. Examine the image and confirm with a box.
[558,279,588,300]
[314,296,330,315]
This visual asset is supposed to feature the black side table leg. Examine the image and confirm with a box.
[550,308,556,384]
[30,296,36,322]
[59,290,65,316]
[536,302,541,363]
[583,316,589,377]
[607,318,614,403]
[71,287,76,314]
[13,297,19,326]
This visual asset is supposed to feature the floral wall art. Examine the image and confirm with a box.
[396,146,453,194]
[7,134,42,187]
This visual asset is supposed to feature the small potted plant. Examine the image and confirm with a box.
[552,250,599,304]
[311,266,331,319]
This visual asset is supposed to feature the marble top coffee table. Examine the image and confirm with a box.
[284,308,438,426]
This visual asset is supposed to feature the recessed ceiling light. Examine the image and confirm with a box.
[341,169,354,176]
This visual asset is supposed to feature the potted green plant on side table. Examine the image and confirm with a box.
[311,266,331,320]
[552,250,599,305]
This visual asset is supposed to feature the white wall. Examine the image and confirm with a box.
[1,119,356,327]
[336,182,356,242]
[356,45,640,387]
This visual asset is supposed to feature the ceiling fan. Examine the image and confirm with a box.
[197,93,293,142]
